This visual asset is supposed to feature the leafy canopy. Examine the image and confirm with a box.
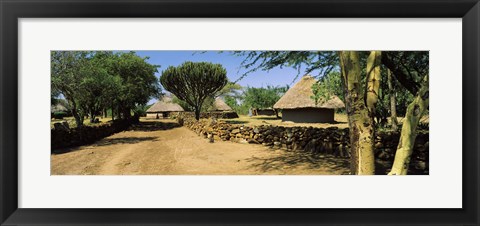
[160,61,228,120]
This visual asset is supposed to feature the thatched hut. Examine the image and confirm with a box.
[273,75,345,123]
[146,96,184,118]
[210,97,233,112]
[51,103,68,113]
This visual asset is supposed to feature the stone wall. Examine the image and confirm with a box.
[182,117,429,174]
[51,118,136,151]
[170,111,239,119]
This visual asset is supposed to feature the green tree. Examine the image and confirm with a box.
[51,51,160,126]
[107,52,161,119]
[51,51,90,127]
[243,85,287,109]
[160,61,228,120]
[231,50,428,175]
[310,71,344,106]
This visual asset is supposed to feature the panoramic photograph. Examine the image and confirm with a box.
[51,51,429,175]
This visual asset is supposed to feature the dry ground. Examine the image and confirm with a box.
[51,119,350,175]
[220,114,350,129]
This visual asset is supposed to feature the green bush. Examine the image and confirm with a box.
[53,111,67,119]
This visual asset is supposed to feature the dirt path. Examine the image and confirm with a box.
[51,119,350,175]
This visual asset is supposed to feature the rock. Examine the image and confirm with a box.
[248,139,260,144]
[54,122,69,132]
[231,129,240,134]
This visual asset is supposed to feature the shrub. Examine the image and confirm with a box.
[53,111,67,119]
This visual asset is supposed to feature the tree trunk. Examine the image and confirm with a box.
[90,110,96,123]
[71,107,83,128]
[67,98,83,128]
[111,105,115,121]
[366,51,382,115]
[194,107,201,121]
[387,69,398,131]
[388,76,429,175]
[338,51,376,175]
[123,107,131,119]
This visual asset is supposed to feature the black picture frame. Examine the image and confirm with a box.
[1,0,479,225]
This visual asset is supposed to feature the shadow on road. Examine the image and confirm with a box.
[52,121,179,155]
[94,136,158,146]
[245,150,350,174]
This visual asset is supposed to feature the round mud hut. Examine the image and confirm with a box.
[208,97,239,119]
[273,75,345,123]
[146,96,184,119]
[210,97,233,112]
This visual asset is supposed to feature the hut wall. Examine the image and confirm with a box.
[281,108,334,123]
[146,112,169,118]
[146,113,157,118]
[256,109,276,116]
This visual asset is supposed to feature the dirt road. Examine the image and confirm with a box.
[51,119,350,175]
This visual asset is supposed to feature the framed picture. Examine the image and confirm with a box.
[1,0,479,225]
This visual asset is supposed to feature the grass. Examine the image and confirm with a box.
[220,113,350,129]
[220,113,429,130]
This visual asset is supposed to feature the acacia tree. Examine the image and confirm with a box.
[337,51,381,174]
[52,51,160,126]
[160,61,228,120]
[107,52,160,119]
[232,50,428,175]
[242,85,288,118]
[381,52,429,175]
[387,69,399,130]
[51,51,89,127]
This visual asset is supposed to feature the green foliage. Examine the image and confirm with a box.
[132,104,150,117]
[243,85,288,109]
[53,112,67,119]
[202,96,216,112]
[310,71,344,106]
[230,51,338,82]
[160,61,228,120]
[233,51,428,120]
[51,51,160,127]
[216,82,243,98]
[172,96,194,112]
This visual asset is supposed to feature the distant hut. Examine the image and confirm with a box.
[252,108,276,116]
[210,97,233,112]
[146,96,184,118]
[51,100,71,119]
[51,103,68,113]
[273,75,345,123]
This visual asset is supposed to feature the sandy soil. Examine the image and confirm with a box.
[51,119,350,175]
[220,114,350,129]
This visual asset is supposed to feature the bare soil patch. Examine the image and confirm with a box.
[51,119,350,175]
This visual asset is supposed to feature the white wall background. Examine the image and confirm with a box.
[19,18,462,208]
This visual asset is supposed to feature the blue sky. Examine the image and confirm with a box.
[134,51,320,104]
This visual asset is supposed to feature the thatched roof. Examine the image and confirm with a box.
[146,96,184,113]
[51,99,70,113]
[210,97,233,111]
[51,103,68,113]
[273,75,345,109]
